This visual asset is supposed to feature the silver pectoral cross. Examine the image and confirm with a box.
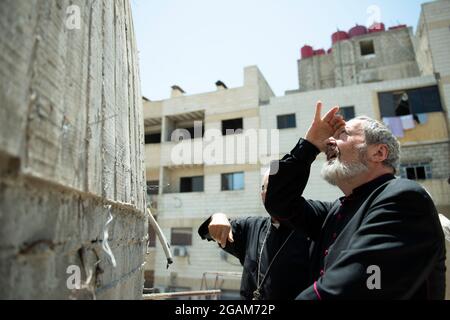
[252,289,261,300]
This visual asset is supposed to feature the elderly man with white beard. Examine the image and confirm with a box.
[264,102,446,300]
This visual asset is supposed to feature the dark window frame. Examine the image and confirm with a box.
[222,118,243,136]
[221,172,245,191]
[400,162,432,181]
[360,40,375,56]
[146,180,159,195]
[277,114,297,129]
[378,86,443,118]
[180,176,204,193]
[337,106,355,121]
[145,132,161,144]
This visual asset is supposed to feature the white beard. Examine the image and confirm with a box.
[321,157,369,186]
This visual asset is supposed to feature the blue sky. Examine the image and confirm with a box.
[131,0,426,101]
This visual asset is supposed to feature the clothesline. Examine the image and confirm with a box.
[382,113,428,138]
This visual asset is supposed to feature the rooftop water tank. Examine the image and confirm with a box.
[349,25,368,38]
[332,31,349,44]
[389,24,407,30]
[314,49,326,56]
[327,48,333,54]
[301,45,314,59]
[369,22,385,33]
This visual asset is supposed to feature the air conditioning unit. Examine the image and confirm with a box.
[173,246,188,257]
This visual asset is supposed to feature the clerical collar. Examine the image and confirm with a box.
[340,174,395,203]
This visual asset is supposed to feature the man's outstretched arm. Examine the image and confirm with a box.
[198,213,250,262]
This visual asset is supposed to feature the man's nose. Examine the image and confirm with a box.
[326,137,337,146]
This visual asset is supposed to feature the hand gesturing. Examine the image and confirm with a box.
[305,101,346,152]
[208,213,234,248]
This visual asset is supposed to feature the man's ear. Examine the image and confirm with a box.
[369,144,389,163]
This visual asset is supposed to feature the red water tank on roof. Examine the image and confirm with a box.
[314,49,326,56]
[389,24,407,30]
[349,25,368,38]
[332,31,349,44]
[369,22,385,33]
[301,45,314,59]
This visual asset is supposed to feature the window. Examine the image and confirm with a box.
[148,216,157,248]
[400,162,432,180]
[180,176,204,193]
[222,118,243,135]
[360,40,375,56]
[146,180,159,195]
[145,133,161,144]
[221,172,244,191]
[171,228,192,246]
[171,125,204,141]
[378,86,442,118]
[277,114,296,129]
[337,106,355,121]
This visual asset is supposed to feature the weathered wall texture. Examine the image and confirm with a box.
[0,0,147,299]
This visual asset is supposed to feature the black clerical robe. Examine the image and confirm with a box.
[264,138,446,300]
[198,216,311,300]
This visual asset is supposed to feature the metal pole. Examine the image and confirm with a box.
[143,289,221,300]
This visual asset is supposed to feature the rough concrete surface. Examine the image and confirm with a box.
[0,0,147,299]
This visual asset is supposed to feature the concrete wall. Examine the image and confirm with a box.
[0,0,147,299]
[419,0,450,125]
[298,27,421,91]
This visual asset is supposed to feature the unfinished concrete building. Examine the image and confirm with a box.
[0,0,147,299]
[297,24,421,92]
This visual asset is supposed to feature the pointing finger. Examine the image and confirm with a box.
[314,101,323,122]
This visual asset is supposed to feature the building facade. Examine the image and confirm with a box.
[143,0,450,299]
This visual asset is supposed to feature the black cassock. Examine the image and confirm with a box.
[198,215,311,300]
[264,138,446,300]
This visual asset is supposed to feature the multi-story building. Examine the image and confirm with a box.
[143,0,450,299]
[143,67,274,298]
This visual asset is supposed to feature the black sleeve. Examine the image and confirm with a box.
[198,216,253,263]
[297,185,446,300]
[264,138,334,240]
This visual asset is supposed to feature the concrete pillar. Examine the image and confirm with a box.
[0,0,147,299]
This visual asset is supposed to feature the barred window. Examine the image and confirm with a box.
[400,162,432,180]
[171,228,192,246]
